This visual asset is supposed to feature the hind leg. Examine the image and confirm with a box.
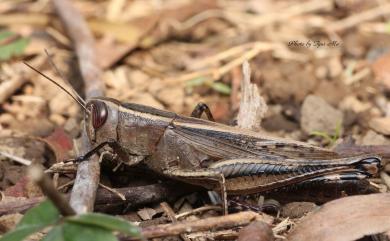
[191,102,215,121]
[164,168,228,214]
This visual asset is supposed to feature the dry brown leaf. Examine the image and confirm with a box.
[94,0,218,69]
[137,207,158,221]
[288,193,390,241]
[372,51,390,91]
[42,128,73,162]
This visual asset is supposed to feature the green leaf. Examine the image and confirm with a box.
[386,21,390,33]
[0,31,29,61]
[62,223,118,241]
[310,131,333,144]
[186,77,207,87]
[0,227,40,241]
[211,82,231,95]
[0,200,60,241]
[66,213,140,237]
[41,226,65,241]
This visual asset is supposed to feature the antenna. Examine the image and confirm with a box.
[23,61,90,113]
[44,49,87,106]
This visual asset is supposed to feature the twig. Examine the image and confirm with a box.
[190,42,266,70]
[52,0,104,98]
[46,161,78,174]
[175,205,222,220]
[168,42,279,85]
[213,44,268,80]
[99,183,126,201]
[327,3,390,32]
[52,0,104,214]
[224,0,332,28]
[186,229,238,240]
[139,211,273,239]
[57,180,75,191]
[160,202,191,241]
[28,165,75,216]
[0,150,31,166]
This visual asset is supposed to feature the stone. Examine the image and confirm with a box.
[369,118,390,136]
[300,95,343,134]
[359,130,389,145]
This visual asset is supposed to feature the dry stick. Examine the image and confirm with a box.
[99,183,126,201]
[52,0,104,214]
[170,42,279,85]
[28,165,75,216]
[175,205,222,220]
[0,150,32,166]
[186,229,238,240]
[222,0,332,29]
[160,202,191,241]
[139,211,271,239]
[327,3,390,32]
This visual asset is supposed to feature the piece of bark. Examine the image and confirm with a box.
[288,193,390,241]
[137,211,273,239]
[0,182,196,216]
[236,61,267,130]
[52,0,104,214]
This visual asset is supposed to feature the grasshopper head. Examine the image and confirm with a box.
[85,97,120,144]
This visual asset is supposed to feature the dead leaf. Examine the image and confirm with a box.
[137,208,158,221]
[372,51,390,90]
[42,128,73,162]
[4,176,42,198]
[288,193,390,241]
[95,0,218,69]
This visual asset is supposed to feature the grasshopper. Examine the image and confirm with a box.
[25,63,381,213]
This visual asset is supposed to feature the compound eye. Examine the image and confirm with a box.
[89,101,108,129]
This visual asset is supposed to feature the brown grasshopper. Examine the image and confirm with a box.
[25,63,381,213]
